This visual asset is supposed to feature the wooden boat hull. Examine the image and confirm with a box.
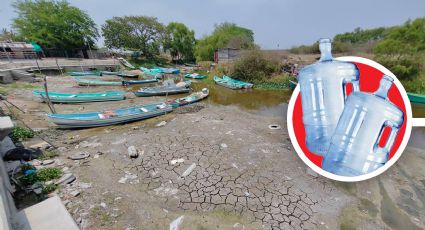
[33,90,125,103]
[74,77,122,86]
[69,71,102,76]
[117,73,139,78]
[169,89,209,107]
[122,79,158,85]
[184,73,206,79]
[48,103,172,128]
[134,88,190,97]
[407,92,425,104]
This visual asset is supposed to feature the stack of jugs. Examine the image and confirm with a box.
[298,38,404,176]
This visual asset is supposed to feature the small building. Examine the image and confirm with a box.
[0,41,38,59]
[214,48,240,64]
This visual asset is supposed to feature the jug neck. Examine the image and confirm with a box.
[319,38,333,62]
[374,75,394,99]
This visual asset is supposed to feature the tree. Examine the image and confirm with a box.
[195,22,255,61]
[102,16,165,59]
[163,22,196,62]
[12,0,98,52]
[0,28,18,41]
[374,18,425,79]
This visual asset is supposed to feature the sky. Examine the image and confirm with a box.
[0,0,424,49]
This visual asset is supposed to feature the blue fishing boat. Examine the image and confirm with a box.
[48,103,172,128]
[69,71,102,76]
[140,67,163,79]
[222,75,253,88]
[122,79,158,85]
[184,73,207,79]
[150,67,180,74]
[213,76,244,89]
[33,90,125,103]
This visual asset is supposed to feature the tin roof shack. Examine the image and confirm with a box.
[0,41,37,60]
[214,48,241,64]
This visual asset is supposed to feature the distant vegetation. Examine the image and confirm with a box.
[163,22,196,62]
[289,17,425,93]
[195,22,256,62]
[12,0,99,53]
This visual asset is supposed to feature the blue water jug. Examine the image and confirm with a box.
[322,75,404,176]
[298,38,360,155]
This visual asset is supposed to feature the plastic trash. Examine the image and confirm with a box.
[298,38,360,155]
[322,75,404,176]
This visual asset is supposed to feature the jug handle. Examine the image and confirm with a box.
[343,80,360,100]
[373,121,400,164]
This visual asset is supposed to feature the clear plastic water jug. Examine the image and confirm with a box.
[322,75,404,176]
[298,38,360,155]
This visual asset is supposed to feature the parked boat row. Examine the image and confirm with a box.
[73,76,158,86]
[34,90,125,103]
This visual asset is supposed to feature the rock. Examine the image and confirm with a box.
[220,143,228,148]
[62,200,70,206]
[42,159,55,165]
[100,202,107,209]
[33,187,43,195]
[233,223,245,229]
[29,141,51,150]
[69,190,80,197]
[170,158,184,165]
[0,137,16,157]
[306,168,318,178]
[93,154,99,159]
[170,215,184,230]
[79,182,92,189]
[118,172,138,184]
[132,126,139,130]
[31,159,42,166]
[127,146,139,158]
[156,121,167,127]
[57,147,67,152]
[55,173,76,185]
[118,177,128,184]
[181,163,196,177]
[69,152,90,160]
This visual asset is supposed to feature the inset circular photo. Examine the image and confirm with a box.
[287,47,412,182]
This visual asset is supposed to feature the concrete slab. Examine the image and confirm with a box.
[0,137,15,158]
[0,117,13,140]
[13,196,79,230]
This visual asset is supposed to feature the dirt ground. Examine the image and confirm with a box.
[2,75,425,230]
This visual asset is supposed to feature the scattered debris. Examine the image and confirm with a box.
[220,143,228,148]
[42,159,55,165]
[233,223,245,229]
[29,141,52,150]
[79,182,92,189]
[69,190,80,197]
[118,172,138,184]
[181,163,196,177]
[55,173,76,185]
[156,121,167,127]
[170,215,184,230]
[170,158,184,165]
[154,186,179,196]
[268,124,281,130]
[112,139,126,145]
[93,154,100,159]
[3,147,42,161]
[69,152,90,160]
[5,160,21,173]
[127,146,139,158]
[100,202,107,209]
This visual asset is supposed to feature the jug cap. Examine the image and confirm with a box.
[375,75,394,99]
[319,38,333,62]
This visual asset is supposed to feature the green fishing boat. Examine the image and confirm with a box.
[222,75,253,88]
[213,76,244,90]
[73,77,122,86]
[33,90,125,103]
[184,73,207,79]
[68,71,102,76]
[407,92,425,104]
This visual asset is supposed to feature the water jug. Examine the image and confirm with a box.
[322,75,404,176]
[298,38,360,155]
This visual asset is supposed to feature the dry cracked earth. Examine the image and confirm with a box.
[48,105,351,230]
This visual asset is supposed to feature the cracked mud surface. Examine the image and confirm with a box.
[51,105,351,229]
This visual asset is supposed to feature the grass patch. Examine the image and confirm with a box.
[10,127,35,142]
[36,168,62,182]
[253,74,295,90]
[38,150,59,160]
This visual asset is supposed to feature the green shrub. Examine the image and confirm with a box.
[38,150,59,160]
[36,168,62,182]
[10,127,34,142]
[42,184,58,194]
[231,50,280,82]
[19,173,38,186]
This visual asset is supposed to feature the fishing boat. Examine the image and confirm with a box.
[122,78,158,85]
[117,72,140,78]
[150,67,180,74]
[133,80,191,97]
[33,90,125,103]
[184,73,207,79]
[407,92,425,104]
[213,76,244,90]
[101,71,120,75]
[74,76,122,86]
[184,63,200,67]
[68,71,102,76]
[140,67,163,79]
[48,103,172,128]
[222,75,254,88]
[168,88,209,107]
[289,80,298,90]
[118,57,135,69]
